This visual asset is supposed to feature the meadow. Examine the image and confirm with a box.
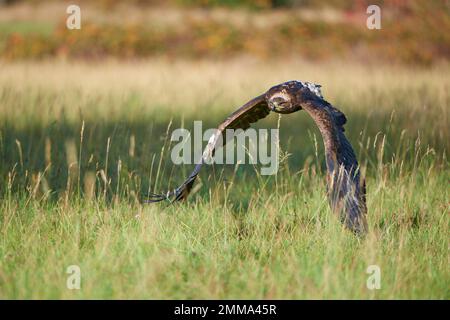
[0,59,448,299]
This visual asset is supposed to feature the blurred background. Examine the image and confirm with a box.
[0,0,448,64]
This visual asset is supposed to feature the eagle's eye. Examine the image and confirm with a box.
[269,94,292,112]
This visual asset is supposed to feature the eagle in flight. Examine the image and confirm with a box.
[148,81,368,235]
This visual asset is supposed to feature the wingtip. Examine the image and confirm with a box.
[144,189,188,204]
[144,192,170,203]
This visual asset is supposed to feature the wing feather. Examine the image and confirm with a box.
[147,94,270,203]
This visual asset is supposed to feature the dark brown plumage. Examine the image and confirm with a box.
[148,80,368,235]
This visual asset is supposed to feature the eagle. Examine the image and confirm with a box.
[148,80,368,235]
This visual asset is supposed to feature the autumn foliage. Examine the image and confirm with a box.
[1,0,449,65]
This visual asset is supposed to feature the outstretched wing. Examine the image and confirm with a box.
[147,94,270,203]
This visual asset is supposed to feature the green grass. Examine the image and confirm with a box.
[0,60,448,299]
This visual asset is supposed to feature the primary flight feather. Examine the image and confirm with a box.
[148,80,368,235]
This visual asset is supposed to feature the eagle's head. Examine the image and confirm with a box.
[266,80,323,114]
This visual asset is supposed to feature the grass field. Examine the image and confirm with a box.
[0,59,448,299]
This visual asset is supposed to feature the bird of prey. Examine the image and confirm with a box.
[148,81,368,235]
